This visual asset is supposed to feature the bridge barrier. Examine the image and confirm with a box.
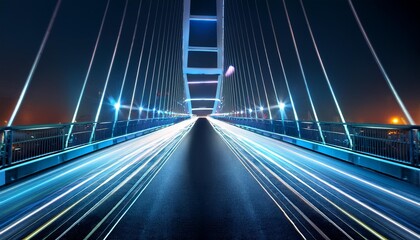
[213,116,420,185]
[0,129,4,167]
[0,117,189,170]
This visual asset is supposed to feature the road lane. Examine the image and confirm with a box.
[209,117,420,239]
[0,118,196,239]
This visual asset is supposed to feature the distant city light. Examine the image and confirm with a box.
[153,108,156,112]
[240,110,244,114]
[225,65,235,77]
[391,117,400,124]
[259,106,264,111]
[249,108,253,113]
[139,106,143,111]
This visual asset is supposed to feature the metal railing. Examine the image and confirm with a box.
[213,116,420,166]
[0,117,188,169]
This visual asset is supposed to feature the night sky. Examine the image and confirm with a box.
[0,0,419,126]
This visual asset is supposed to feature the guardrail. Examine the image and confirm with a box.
[213,116,420,167]
[0,117,188,169]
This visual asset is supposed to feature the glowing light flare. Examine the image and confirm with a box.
[225,65,235,77]
[390,117,400,125]
[114,102,121,110]
[279,102,286,110]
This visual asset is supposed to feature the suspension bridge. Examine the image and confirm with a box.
[0,0,419,239]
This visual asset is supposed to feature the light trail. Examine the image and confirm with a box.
[100,119,194,239]
[209,117,420,239]
[219,135,308,239]
[56,119,195,239]
[210,121,380,239]
[0,118,196,239]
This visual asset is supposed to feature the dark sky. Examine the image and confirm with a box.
[0,0,419,126]
[222,0,420,124]
[0,0,184,126]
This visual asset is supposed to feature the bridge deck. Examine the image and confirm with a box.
[0,118,418,239]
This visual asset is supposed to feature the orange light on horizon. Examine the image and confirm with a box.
[391,117,400,124]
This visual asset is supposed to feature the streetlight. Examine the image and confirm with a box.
[279,102,285,110]
[114,102,121,111]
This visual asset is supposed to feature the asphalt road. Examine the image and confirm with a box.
[106,117,296,239]
[0,117,418,239]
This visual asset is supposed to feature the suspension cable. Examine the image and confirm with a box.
[90,0,129,143]
[238,1,263,119]
[244,0,272,119]
[159,0,178,118]
[225,9,242,116]
[300,0,352,146]
[8,0,62,126]
[139,0,160,117]
[265,0,299,126]
[146,4,166,119]
[224,8,236,116]
[128,0,153,121]
[348,0,415,125]
[224,6,238,115]
[66,0,110,146]
[114,0,144,123]
[229,3,250,118]
[151,3,171,118]
[230,1,253,118]
[254,0,281,115]
[282,0,325,144]
[234,1,257,118]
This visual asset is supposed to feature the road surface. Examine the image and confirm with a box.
[0,117,418,239]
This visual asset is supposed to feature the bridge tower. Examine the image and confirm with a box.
[182,0,224,115]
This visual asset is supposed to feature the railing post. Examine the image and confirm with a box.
[411,129,419,166]
[89,123,97,144]
[62,126,66,150]
[125,120,130,135]
[297,120,302,139]
[0,131,5,168]
[4,129,13,166]
[111,121,117,138]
